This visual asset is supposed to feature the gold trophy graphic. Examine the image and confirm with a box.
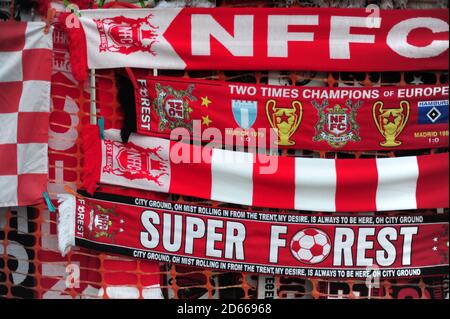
[372,100,410,147]
[266,99,302,146]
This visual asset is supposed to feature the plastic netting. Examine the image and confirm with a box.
[0,0,449,299]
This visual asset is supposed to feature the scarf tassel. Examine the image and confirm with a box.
[56,193,76,256]
[56,193,165,299]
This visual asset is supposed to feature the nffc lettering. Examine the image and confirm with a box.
[191,14,448,60]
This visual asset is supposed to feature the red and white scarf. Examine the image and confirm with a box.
[57,186,166,299]
[118,73,449,151]
[0,21,52,207]
[82,125,449,212]
[64,8,449,81]
[57,191,449,279]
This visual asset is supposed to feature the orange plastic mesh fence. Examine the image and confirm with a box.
[0,0,449,299]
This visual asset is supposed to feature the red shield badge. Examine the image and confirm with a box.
[165,99,184,120]
[313,100,362,148]
[87,204,124,243]
[327,113,349,136]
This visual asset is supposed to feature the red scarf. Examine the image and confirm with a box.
[57,191,449,279]
[82,125,449,212]
[118,73,449,151]
[64,8,449,81]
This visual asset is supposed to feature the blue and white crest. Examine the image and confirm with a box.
[231,100,258,130]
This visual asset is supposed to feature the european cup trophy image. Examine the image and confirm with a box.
[372,100,410,147]
[266,99,302,146]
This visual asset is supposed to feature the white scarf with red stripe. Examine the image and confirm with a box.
[64,8,449,81]
[82,125,448,212]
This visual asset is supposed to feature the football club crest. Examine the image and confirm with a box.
[232,100,258,130]
[103,140,169,187]
[417,100,448,125]
[312,99,361,148]
[87,204,124,243]
[154,83,196,132]
[95,15,159,55]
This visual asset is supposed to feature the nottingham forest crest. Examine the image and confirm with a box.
[153,83,196,132]
[95,15,159,55]
[103,139,169,187]
[312,99,362,148]
[87,204,124,243]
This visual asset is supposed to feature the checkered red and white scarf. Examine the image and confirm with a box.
[0,21,52,207]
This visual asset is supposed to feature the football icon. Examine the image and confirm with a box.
[290,228,332,264]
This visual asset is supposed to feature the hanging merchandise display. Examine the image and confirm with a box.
[117,73,449,150]
[0,0,449,300]
[82,125,449,212]
[57,191,449,279]
[63,7,449,81]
